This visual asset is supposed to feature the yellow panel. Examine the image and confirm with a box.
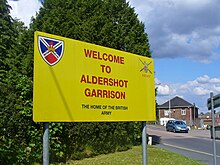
[33,31,155,122]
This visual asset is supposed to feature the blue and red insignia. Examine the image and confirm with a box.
[38,36,64,66]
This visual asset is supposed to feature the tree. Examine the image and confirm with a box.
[0,0,13,73]
[0,1,39,164]
[0,0,20,163]
[32,0,151,56]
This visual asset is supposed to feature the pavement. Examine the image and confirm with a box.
[147,125,212,144]
[188,129,211,139]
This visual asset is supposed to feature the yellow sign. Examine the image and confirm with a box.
[33,31,155,122]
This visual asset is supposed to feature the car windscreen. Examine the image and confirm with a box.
[174,121,185,125]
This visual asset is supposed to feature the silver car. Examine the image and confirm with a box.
[166,120,189,133]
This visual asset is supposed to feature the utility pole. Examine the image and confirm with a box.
[193,103,196,127]
[189,106,192,126]
[168,97,171,118]
[168,86,171,118]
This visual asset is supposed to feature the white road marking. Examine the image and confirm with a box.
[163,143,220,158]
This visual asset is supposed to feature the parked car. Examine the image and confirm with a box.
[166,120,189,133]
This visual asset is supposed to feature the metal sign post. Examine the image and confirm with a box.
[43,122,49,165]
[142,122,147,165]
[210,93,217,165]
[207,92,219,165]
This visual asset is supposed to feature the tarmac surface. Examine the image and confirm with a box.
[147,125,220,165]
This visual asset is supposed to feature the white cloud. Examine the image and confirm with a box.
[210,78,220,83]
[8,0,42,26]
[129,0,220,63]
[178,75,220,96]
[156,75,220,112]
[157,85,170,96]
[196,75,210,83]
[214,85,220,92]
[196,75,220,84]
[193,87,210,96]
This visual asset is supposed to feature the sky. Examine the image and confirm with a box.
[7,0,220,113]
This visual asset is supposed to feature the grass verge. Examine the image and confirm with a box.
[66,145,206,165]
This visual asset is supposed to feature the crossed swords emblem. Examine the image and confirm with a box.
[139,59,152,74]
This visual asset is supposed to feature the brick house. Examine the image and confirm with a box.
[199,111,220,128]
[158,96,199,126]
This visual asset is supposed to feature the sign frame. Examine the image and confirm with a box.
[207,94,220,110]
[33,31,156,122]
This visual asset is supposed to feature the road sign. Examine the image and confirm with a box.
[207,94,220,110]
[33,31,156,122]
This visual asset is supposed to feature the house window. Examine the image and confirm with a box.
[181,109,186,115]
[164,110,169,116]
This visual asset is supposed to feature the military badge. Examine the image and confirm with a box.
[38,36,64,66]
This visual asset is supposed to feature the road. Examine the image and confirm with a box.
[147,125,220,165]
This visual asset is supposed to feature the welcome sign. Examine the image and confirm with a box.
[33,31,155,122]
